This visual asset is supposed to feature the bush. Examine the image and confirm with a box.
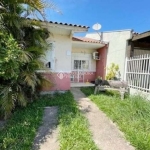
[106,63,120,80]
[0,32,28,119]
[0,32,23,81]
[0,31,50,119]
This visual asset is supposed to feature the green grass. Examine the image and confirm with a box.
[0,91,98,150]
[81,87,150,150]
[59,93,98,150]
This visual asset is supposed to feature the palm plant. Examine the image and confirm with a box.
[0,0,56,119]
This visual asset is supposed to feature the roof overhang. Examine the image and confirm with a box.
[72,41,105,49]
[132,31,150,41]
[26,18,89,35]
[41,21,89,35]
[72,36,106,49]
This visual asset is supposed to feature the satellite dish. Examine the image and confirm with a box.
[92,23,102,31]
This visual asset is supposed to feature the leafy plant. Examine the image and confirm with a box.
[0,1,54,119]
[0,32,28,80]
[105,63,119,80]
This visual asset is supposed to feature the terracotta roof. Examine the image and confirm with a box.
[72,37,105,44]
[27,18,89,29]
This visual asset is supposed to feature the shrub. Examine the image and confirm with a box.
[105,63,120,80]
[0,31,51,119]
[0,32,23,80]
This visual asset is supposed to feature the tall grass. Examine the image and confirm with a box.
[81,87,150,150]
[0,91,98,150]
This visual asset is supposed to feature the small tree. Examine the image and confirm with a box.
[0,32,28,81]
[0,0,56,119]
[105,63,119,80]
[0,32,30,118]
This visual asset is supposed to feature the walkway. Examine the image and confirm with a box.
[33,107,59,150]
[71,82,95,87]
[71,87,135,150]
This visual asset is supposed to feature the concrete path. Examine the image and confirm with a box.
[33,107,59,150]
[71,87,135,150]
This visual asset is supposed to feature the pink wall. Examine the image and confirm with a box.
[83,72,96,82]
[96,45,108,79]
[40,71,96,92]
[39,45,108,92]
[71,71,96,82]
[41,72,70,91]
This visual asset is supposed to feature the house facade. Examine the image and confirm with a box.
[86,30,133,80]
[40,22,150,92]
[40,21,108,91]
[72,37,107,82]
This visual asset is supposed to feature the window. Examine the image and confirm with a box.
[74,60,89,70]
[44,42,55,70]
[46,62,51,68]
[82,60,89,69]
[74,60,81,69]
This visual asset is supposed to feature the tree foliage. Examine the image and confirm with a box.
[0,32,21,80]
[0,0,53,119]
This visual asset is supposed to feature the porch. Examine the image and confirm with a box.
[72,37,108,81]
[71,82,95,87]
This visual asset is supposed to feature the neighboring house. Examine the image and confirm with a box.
[124,31,150,99]
[129,31,150,57]
[126,31,150,83]
[40,21,108,91]
[86,30,133,80]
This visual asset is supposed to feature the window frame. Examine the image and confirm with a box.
[73,59,90,70]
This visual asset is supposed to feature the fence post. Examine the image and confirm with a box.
[124,57,128,81]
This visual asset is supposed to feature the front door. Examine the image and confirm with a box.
[71,53,91,83]
[71,60,90,82]
[71,60,83,82]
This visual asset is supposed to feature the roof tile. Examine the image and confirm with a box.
[27,18,89,29]
[72,37,105,44]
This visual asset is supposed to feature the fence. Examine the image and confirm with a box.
[125,54,150,93]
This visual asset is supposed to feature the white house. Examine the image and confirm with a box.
[40,21,108,91]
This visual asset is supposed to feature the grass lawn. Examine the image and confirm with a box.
[0,91,98,150]
[81,87,150,150]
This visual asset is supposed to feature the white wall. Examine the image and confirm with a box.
[86,30,132,80]
[130,88,150,101]
[45,34,72,73]
[72,48,96,71]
